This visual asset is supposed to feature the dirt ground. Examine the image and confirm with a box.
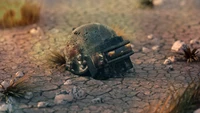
[0,0,200,113]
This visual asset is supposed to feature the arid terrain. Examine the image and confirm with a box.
[0,0,200,113]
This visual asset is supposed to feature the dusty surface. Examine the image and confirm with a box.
[0,0,200,113]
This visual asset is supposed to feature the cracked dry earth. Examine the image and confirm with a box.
[1,0,200,113]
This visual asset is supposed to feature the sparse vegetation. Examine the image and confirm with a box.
[146,72,200,113]
[0,74,32,101]
[182,46,199,62]
[0,0,41,28]
[47,51,67,67]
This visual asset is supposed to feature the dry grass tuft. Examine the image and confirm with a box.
[146,77,200,113]
[0,0,41,28]
[0,74,32,100]
[47,51,67,67]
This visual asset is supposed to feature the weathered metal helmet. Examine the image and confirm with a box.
[68,23,118,54]
[66,23,118,76]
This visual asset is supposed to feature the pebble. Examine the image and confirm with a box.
[147,34,154,39]
[142,47,151,53]
[190,38,199,44]
[29,27,40,35]
[194,108,200,113]
[71,86,85,99]
[163,59,171,65]
[152,45,160,51]
[91,97,103,104]
[153,0,163,5]
[0,104,8,111]
[50,28,59,33]
[64,80,72,85]
[37,102,49,108]
[54,94,74,105]
[167,56,176,63]
[15,71,24,78]
[171,40,186,52]
[167,65,174,71]
[24,92,33,100]
[1,81,9,89]
[0,104,12,112]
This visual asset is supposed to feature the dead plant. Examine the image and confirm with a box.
[182,46,199,62]
[0,74,32,100]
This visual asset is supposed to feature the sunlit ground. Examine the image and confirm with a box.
[0,0,200,112]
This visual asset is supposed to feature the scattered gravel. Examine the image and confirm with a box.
[24,92,33,100]
[37,102,49,108]
[167,56,176,63]
[190,38,199,45]
[54,94,74,105]
[152,45,160,51]
[64,80,72,85]
[0,103,13,112]
[91,97,103,104]
[167,65,174,71]
[142,47,151,53]
[163,59,171,65]
[171,40,187,52]
[15,71,24,78]
[147,34,154,39]
[1,81,9,89]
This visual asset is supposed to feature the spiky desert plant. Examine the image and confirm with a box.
[0,74,32,100]
[47,51,67,67]
[182,46,199,62]
[0,0,41,28]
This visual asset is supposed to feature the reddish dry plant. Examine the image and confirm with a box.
[0,0,41,28]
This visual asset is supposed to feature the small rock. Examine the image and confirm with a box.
[15,71,24,78]
[1,81,9,89]
[71,86,85,99]
[91,97,103,104]
[37,102,49,108]
[167,56,176,63]
[194,108,200,113]
[54,94,74,105]
[167,65,174,71]
[29,27,40,35]
[64,80,72,85]
[152,45,160,51]
[171,40,187,52]
[147,34,154,39]
[153,0,163,5]
[131,44,134,49]
[0,104,8,112]
[142,47,151,53]
[24,92,33,100]
[163,59,171,65]
[190,38,199,44]
[51,28,59,33]
[56,90,69,95]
